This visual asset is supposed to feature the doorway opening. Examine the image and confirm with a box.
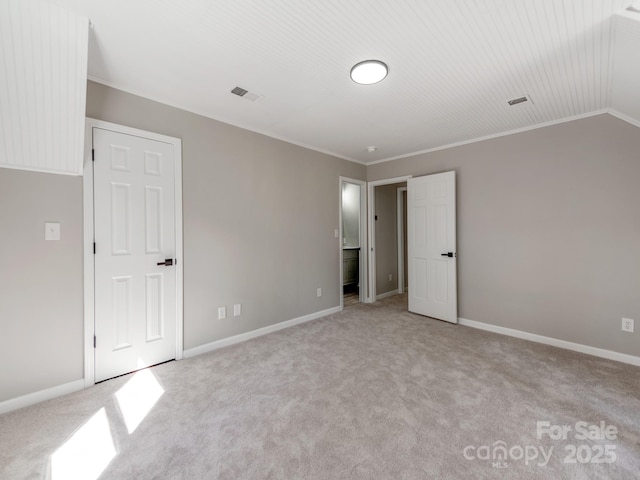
[339,177,367,307]
[368,176,412,302]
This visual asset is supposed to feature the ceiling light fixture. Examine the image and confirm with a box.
[350,60,388,85]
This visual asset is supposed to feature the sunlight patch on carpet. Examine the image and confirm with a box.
[115,368,164,434]
[50,408,116,480]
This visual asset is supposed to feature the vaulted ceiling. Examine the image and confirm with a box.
[51,0,640,164]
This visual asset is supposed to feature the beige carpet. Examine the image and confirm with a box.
[1,294,639,479]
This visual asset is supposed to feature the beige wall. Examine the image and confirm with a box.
[369,114,640,357]
[1,91,638,405]
[86,82,365,351]
[0,169,84,401]
[0,81,365,403]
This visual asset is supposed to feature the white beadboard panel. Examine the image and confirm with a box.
[0,0,88,175]
[51,0,635,164]
[610,10,640,125]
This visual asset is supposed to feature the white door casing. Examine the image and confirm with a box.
[397,186,407,294]
[407,171,457,323]
[91,125,181,382]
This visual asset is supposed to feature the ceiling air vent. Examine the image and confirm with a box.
[507,95,532,106]
[231,86,248,97]
[231,86,263,103]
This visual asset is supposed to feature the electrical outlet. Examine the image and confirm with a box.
[233,304,241,316]
[388,274,393,282]
[622,318,634,333]
[317,287,322,297]
[218,306,226,320]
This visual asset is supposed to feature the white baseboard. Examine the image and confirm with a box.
[184,305,343,359]
[458,317,640,367]
[0,379,85,415]
[376,289,400,301]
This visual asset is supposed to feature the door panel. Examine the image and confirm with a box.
[408,171,457,323]
[93,127,177,382]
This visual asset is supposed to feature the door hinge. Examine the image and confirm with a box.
[92,149,95,161]
[93,242,96,254]
[93,335,96,348]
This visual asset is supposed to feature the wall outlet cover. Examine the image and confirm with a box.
[218,306,226,320]
[45,222,61,241]
[622,318,634,333]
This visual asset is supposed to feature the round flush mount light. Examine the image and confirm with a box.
[350,60,388,85]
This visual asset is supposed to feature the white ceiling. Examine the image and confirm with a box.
[50,0,640,164]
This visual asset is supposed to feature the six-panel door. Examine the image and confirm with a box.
[93,128,177,382]
[407,171,457,323]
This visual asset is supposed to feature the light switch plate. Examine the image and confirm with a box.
[45,222,61,241]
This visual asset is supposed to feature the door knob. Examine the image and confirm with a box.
[157,258,174,266]
[440,252,455,258]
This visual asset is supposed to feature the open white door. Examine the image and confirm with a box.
[407,171,457,323]
[93,127,178,382]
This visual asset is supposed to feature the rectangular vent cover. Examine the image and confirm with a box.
[231,86,248,97]
[507,95,532,106]
[231,86,263,103]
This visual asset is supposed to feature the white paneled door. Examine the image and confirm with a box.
[93,128,177,382]
[407,172,457,323]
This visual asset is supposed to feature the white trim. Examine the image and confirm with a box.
[458,317,640,367]
[607,109,640,129]
[339,177,367,307]
[0,163,82,176]
[174,143,184,361]
[87,76,365,166]
[183,306,342,359]
[396,187,407,295]
[367,176,412,303]
[376,289,400,301]
[0,380,85,415]
[82,124,95,388]
[83,118,184,387]
[366,109,610,166]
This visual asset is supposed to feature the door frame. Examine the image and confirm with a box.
[397,186,407,294]
[367,176,412,302]
[338,177,367,306]
[82,118,184,387]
